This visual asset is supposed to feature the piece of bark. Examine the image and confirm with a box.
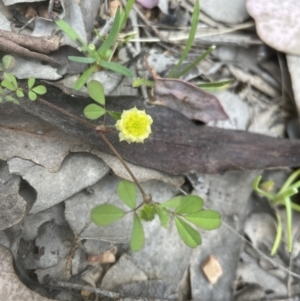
[0,37,59,66]
[1,82,300,175]
[0,30,60,54]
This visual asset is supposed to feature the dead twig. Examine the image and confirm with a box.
[49,279,170,301]
[0,30,60,54]
[0,37,60,65]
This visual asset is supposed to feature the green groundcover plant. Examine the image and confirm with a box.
[0,55,47,103]
[253,169,300,255]
[91,180,221,251]
[0,0,224,252]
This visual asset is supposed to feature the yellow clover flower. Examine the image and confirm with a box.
[116,107,153,144]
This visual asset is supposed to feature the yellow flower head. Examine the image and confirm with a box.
[116,107,153,144]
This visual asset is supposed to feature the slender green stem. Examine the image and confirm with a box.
[278,169,300,194]
[99,133,152,204]
[271,210,282,256]
[284,197,293,252]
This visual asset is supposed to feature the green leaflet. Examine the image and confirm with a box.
[87,80,105,105]
[107,110,121,121]
[83,104,106,120]
[28,77,35,89]
[117,180,136,209]
[175,195,204,214]
[160,196,182,208]
[2,55,15,70]
[175,216,201,248]
[28,91,37,101]
[91,204,125,226]
[155,205,170,229]
[131,213,145,251]
[32,85,47,95]
[184,210,221,230]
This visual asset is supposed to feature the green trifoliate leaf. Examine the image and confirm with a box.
[2,55,15,70]
[184,210,221,230]
[139,204,156,221]
[91,204,125,226]
[160,196,182,208]
[83,104,106,120]
[28,91,37,101]
[155,205,170,228]
[175,216,201,248]
[175,195,204,214]
[130,213,145,251]
[117,180,136,209]
[68,56,95,64]
[28,77,35,89]
[4,72,18,88]
[16,89,24,98]
[32,85,47,95]
[87,80,105,105]
[1,79,16,91]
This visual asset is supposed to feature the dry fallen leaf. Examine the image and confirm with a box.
[145,57,228,123]
[0,245,56,301]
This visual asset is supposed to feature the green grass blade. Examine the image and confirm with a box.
[198,79,232,92]
[53,16,88,52]
[98,7,121,55]
[99,61,134,77]
[74,65,98,90]
[121,0,136,28]
[168,0,200,78]
[173,45,215,79]
[68,56,95,64]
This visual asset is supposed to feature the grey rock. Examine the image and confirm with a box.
[201,0,249,24]
[234,283,265,301]
[0,161,26,230]
[65,174,133,243]
[188,170,260,301]
[22,222,73,269]
[101,254,148,291]
[22,203,66,241]
[236,261,287,296]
